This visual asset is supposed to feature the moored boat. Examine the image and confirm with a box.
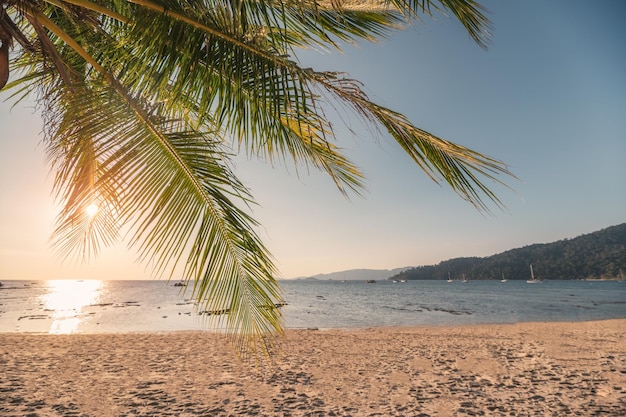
[527,264,542,284]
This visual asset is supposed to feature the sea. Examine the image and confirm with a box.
[0,279,625,334]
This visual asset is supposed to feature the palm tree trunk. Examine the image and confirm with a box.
[0,39,8,89]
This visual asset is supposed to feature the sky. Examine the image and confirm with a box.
[1,0,625,280]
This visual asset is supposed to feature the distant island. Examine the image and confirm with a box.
[287,223,626,282]
[290,267,412,282]
[390,223,626,281]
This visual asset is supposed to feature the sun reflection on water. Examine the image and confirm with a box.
[43,280,103,334]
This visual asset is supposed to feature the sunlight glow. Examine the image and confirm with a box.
[85,203,99,218]
[43,280,103,334]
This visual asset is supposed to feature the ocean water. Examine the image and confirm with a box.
[0,279,625,334]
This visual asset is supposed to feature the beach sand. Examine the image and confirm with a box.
[1,320,624,416]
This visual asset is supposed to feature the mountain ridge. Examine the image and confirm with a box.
[286,223,626,281]
[391,223,626,281]
[289,267,412,281]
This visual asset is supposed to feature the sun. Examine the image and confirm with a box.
[85,203,99,218]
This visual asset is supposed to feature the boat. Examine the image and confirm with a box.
[527,264,542,283]
[461,274,469,283]
[500,272,508,283]
[447,272,453,283]
[365,280,376,284]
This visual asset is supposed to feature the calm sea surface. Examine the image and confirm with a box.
[0,279,625,334]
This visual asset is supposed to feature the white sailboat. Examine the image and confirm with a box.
[527,264,542,284]
[500,272,508,283]
[447,272,453,283]
[461,273,469,283]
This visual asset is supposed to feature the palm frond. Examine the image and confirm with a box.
[47,78,285,355]
[306,70,513,211]
[0,0,510,359]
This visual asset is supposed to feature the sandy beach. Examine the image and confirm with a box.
[1,320,624,416]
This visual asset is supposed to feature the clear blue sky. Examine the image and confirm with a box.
[1,0,625,280]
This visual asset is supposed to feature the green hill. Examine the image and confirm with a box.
[390,223,626,281]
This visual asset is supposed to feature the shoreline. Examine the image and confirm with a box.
[2,320,625,416]
[4,315,626,333]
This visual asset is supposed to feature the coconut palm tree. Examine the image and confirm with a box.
[0,0,512,357]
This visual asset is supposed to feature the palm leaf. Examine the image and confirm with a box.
[1,0,512,358]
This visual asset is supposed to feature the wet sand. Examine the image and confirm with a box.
[1,320,625,416]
